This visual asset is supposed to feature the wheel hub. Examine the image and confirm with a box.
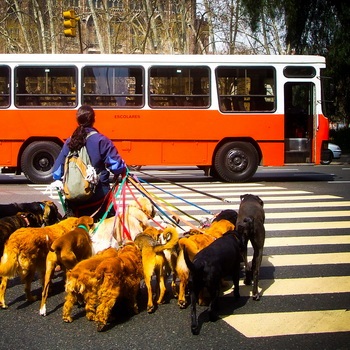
[227,149,248,172]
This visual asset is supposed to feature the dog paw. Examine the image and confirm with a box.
[39,305,46,316]
[63,316,73,323]
[147,305,155,314]
[252,293,260,301]
[97,322,106,332]
[178,301,187,309]
[0,304,8,309]
[191,325,200,335]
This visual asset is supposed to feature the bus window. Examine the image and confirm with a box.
[0,66,10,108]
[283,66,316,78]
[216,66,276,112]
[82,66,144,108]
[149,66,210,108]
[15,66,77,107]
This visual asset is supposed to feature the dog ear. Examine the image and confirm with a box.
[87,216,94,227]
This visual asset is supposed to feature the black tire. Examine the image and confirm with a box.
[214,141,259,182]
[321,150,333,165]
[20,141,62,184]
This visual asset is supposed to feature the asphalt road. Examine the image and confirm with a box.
[0,161,349,350]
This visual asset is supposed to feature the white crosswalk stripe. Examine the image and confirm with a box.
[31,176,350,338]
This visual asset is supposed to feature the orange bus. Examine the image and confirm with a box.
[0,54,330,183]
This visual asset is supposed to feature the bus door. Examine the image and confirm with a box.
[284,82,315,163]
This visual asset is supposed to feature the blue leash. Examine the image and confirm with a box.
[137,177,213,215]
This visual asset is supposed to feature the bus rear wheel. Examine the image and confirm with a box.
[21,141,62,184]
[214,141,259,182]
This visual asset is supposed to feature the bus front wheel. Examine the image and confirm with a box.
[21,141,62,184]
[214,141,259,182]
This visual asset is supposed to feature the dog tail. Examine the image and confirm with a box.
[153,226,179,253]
[0,246,19,278]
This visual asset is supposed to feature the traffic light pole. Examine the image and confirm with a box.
[77,19,83,54]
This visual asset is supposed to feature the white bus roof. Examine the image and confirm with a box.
[0,54,326,66]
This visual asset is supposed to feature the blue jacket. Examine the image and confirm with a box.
[53,127,126,199]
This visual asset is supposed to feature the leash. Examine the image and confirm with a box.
[137,176,213,217]
[137,169,235,204]
[128,175,182,229]
[128,175,202,232]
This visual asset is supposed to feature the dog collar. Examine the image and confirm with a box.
[77,224,89,233]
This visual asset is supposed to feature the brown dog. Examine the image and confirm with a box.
[39,216,94,316]
[175,218,236,308]
[94,242,143,331]
[0,212,43,257]
[62,247,119,323]
[0,217,78,309]
[134,226,178,313]
[236,194,265,300]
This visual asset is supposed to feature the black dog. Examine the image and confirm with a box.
[212,209,238,226]
[0,201,61,225]
[236,194,265,301]
[184,230,242,335]
[0,212,43,256]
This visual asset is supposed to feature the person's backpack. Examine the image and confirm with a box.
[62,131,99,202]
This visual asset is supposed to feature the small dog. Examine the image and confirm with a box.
[0,217,78,309]
[39,216,94,316]
[134,226,179,313]
[91,196,156,252]
[175,217,237,308]
[236,194,265,300]
[0,200,62,225]
[62,247,120,323]
[184,230,242,335]
[94,242,143,331]
[0,212,43,256]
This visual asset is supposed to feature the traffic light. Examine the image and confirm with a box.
[63,10,78,37]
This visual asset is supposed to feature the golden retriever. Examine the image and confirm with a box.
[94,242,143,331]
[90,196,156,253]
[134,226,178,313]
[39,216,94,316]
[0,217,78,309]
[62,247,120,323]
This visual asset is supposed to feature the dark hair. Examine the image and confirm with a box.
[68,106,96,151]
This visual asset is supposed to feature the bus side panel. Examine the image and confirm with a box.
[118,140,211,165]
[259,142,285,166]
[0,142,13,165]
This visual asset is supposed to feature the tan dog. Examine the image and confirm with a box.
[175,219,235,308]
[134,226,178,313]
[0,217,78,309]
[94,242,143,331]
[91,196,156,252]
[39,216,94,316]
[62,247,119,323]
